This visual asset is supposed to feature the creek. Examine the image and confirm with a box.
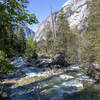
[6,57,98,100]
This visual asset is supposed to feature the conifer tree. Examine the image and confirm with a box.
[83,0,100,64]
[17,28,26,54]
[56,10,71,62]
[44,22,53,54]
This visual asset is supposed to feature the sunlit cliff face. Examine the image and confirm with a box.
[34,0,91,42]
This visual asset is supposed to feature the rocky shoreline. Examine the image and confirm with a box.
[1,54,100,100]
[1,54,98,100]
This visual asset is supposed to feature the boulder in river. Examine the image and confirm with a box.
[93,62,100,71]
[0,83,10,99]
[53,52,68,66]
[87,64,100,83]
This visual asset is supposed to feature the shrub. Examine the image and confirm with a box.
[25,36,37,59]
[0,50,13,75]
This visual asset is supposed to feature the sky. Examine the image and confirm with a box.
[27,0,67,32]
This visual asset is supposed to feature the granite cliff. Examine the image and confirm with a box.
[35,0,91,42]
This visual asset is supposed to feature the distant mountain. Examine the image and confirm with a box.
[34,12,58,42]
[23,26,35,38]
[15,25,35,38]
[34,0,91,42]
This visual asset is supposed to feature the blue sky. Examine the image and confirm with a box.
[27,0,67,32]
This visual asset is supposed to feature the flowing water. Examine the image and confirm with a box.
[7,57,98,100]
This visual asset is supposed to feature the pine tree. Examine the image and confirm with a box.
[83,0,100,64]
[56,10,71,62]
[17,28,26,54]
[55,10,86,64]
[44,22,53,54]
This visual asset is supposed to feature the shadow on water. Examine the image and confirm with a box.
[62,86,100,100]
[7,69,98,100]
[7,71,72,99]
[5,65,78,80]
[3,66,45,80]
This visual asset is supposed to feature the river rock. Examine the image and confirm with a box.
[87,64,100,83]
[87,64,96,78]
[38,54,50,59]
[2,92,8,98]
[53,53,67,66]
[27,53,38,62]
[93,62,100,71]
[0,84,9,99]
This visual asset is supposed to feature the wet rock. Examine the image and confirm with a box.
[32,53,38,59]
[36,61,50,68]
[93,62,100,71]
[95,74,100,83]
[0,83,10,99]
[10,57,27,68]
[27,59,40,67]
[79,63,88,69]
[53,53,67,66]
[38,54,50,59]
[34,58,52,68]
[2,92,8,98]
[87,64,100,83]
[87,64,96,78]
[27,53,38,62]
[50,65,62,69]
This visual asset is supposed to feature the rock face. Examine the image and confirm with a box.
[34,12,58,42]
[62,0,90,29]
[34,0,91,42]
[23,26,35,38]
[15,25,35,38]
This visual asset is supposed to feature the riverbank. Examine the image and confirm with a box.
[1,56,100,100]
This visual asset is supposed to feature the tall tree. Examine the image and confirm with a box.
[83,0,100,64]
[0,0,38,55]
[56,10,71,61]
[17,28,26,54]
[44,22,53,54]
[0,0,38,27]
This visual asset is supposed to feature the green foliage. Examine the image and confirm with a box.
[25,36,37,58]
[55,10,79,63]
[82,0,100,64]
[55,10,86,64]
[44,22,53,54]
[37,22,53,55]
[0,25,13,56]
[56,10,70,55]
[17,28,26,54]
[37,40,47,54]
[0,0,38,28]
[0,0,38,56]
[69,28,87,64]
[0,50,13,75]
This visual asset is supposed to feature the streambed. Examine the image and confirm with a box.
[6,57,98,100]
